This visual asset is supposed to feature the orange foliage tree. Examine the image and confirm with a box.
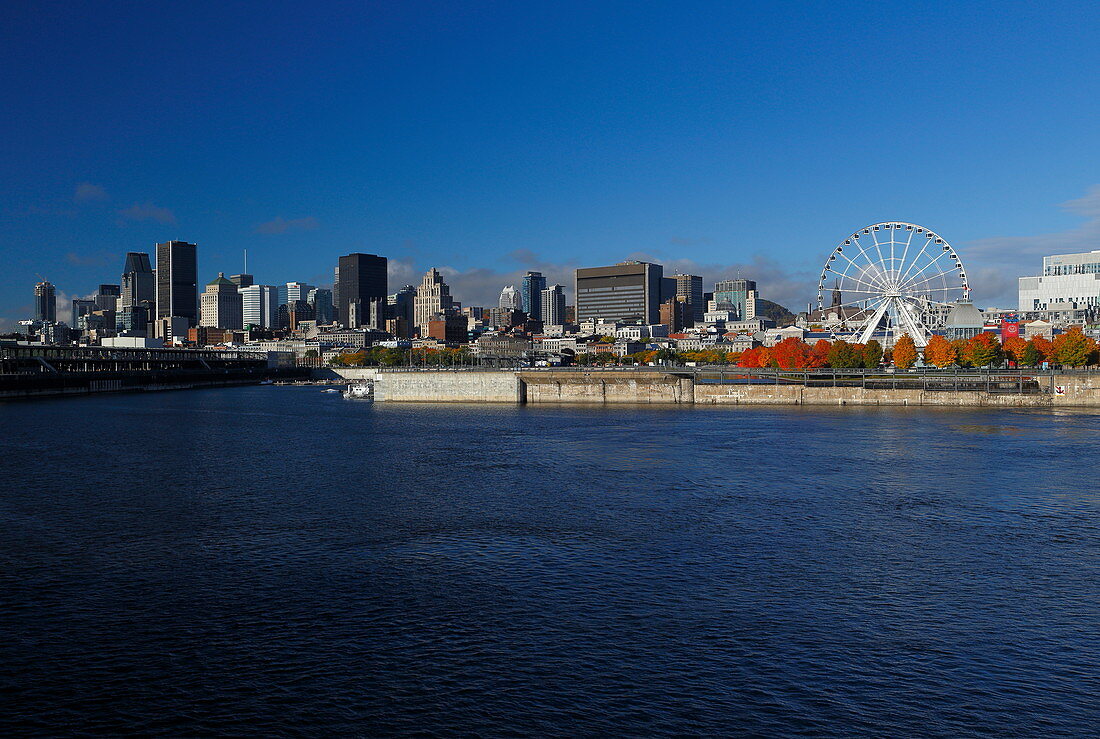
[1052,326,1097,367]
[812,339,832,367]
[892,334,918,369]
[965,332,1002,368]
[738,346,772,368]
[770,337,822,369]
[923,334,956,368]
[1001,336,1028,366]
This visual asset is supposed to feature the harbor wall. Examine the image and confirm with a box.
[322,368,1100,407]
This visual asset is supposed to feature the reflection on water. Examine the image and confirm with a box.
[2,388,1098,736]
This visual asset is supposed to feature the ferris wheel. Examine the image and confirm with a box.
[817,222,970,347]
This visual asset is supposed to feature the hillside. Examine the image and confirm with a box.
[756,299,797,327]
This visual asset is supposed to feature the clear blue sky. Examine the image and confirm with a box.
[2,0,1099,325]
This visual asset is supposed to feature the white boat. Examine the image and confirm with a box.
[343,381,374,400]
[321,387,340,394]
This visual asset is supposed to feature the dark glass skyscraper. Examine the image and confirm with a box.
[155,241,198,326]
[121,252,155,309]
[335,253,387,328]
[34,280,56,322]
[520,271,546,320]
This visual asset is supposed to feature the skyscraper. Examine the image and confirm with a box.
[520,271,547,320]
[414,268,454,334]
[239,284,279,329]
[155,240,198,326]
[200,273,244,329]
[335,253,388,328]
[121,252,155,309]
[307,287,334,324]
[278,282,315,308]
[499,285,522,311]
[540,284,566,325]
[674,274,704,326]
[34,280,56,323]
[713,279,758,321]
[575,261,663,324]
[387,285,416,338]
[94,284,121,312]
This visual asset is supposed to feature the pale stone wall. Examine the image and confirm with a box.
[520,371,694,404]
[372,370,522,403]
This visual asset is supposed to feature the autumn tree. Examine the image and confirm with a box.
[826,340,861,369]
[1029,335,1054,363]
[1001,336,1028,367]
[965,332,1003,368]
[892,334,918,369]
[1021,341,1042,367]
[950,338,972,367]
[923,334,956,368]
[862,340,884,368]
[1052,326,1097,367]
[770,337,818,369]
[738,346,772,368]
[812,339,832,367]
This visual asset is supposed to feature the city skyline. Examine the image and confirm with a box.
[2,3,1100,326]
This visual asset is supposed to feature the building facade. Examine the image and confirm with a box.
[239,284,279,329]
[575,261,663,324]
[713,279,758,321]
[521,271,547,320]
[540,284,566,326]
[414,268,454,335]
[155,240,198,326]
[34,280,56,323]
[307,287,334,324]
[674,274,704,326]
[335,253,388,328]
[1018,250,1100,316]
[499,285,522,311]
[200,273,244,329]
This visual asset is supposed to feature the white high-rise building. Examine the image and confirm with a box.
[414,268,454,334]
[239,284,279,328]
[1019,250,1100,312]
[540,284,566,325]
[499,285,521,311]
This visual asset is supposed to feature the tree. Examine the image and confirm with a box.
[826,340,861,369]
[951,339,972,367]
[1002,336,1028,366]
[654,348,681,365]
[862,340,884,368]
[965,333,1002,368]
[923,335,956,368]
[1052,326,1096,367]
[738,346,771,368]
[770,337,817,369]
[1021,341,1042,368]
[811,339,832,367]
[893,334,918,369]
[1030,335,1054,363]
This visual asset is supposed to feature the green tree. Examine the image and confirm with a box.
[965,333,1002,368]
[1021,341,1042,367]
[826,340,860,368]
[862,340,884,368]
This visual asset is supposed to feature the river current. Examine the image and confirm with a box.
[2,387,1098,735]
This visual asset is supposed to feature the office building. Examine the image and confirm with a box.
[660,297,686,333]
[674,274,704,326]
[713,279,758,321]
[307,287,334,324]
[499,285,522,311]
[230,273,254,287]
[387,285,416,338]
[34,280,56,323]
[1018,250,1100,314]
[200,273,244,329]
[414,268,454,334]
[575,261,663,324]
[121,252,155,308]
[240,284,279,329]
[278,282,315,308]
[69,298,96,328]
[155,240,198,326]
[521,271,547,320]
[540,284,566,326]
[94,284,121,312]
[335,253,388,328]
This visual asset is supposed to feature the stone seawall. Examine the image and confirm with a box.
[320,368,1100,407]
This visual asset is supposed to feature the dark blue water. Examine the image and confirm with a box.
[2,387,1098,736]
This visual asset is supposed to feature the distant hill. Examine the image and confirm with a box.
[756,299,797,327]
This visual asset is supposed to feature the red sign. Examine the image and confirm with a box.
[1001,320,1020,339]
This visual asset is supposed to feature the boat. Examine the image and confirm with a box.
[321,387,340,394]
[343,381,374,400]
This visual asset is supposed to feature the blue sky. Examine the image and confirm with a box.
[2,0,1099,326]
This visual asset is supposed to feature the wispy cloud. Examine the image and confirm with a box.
[254,216,318,235]
[74,182,109,203]
[118,202,176,225]
[963,184,1100,307]
[66,251,117,268]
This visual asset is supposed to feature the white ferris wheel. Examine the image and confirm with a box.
[817,222,970,347]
